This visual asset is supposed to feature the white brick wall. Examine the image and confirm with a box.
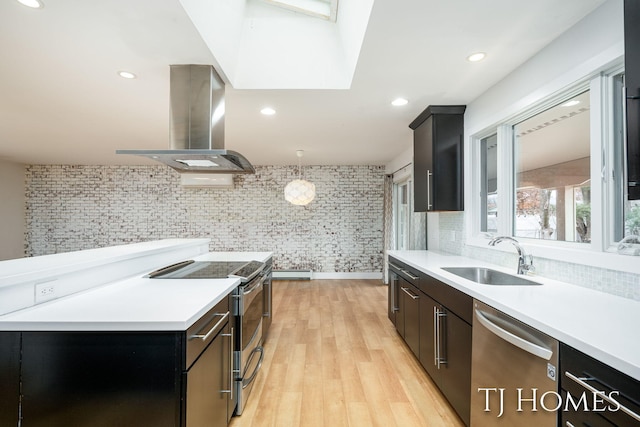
[25,165,385,273]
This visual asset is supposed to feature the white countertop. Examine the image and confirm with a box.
[0,251,273,332]
[388,250,640,380]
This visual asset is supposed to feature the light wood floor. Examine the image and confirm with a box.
[229,279,465,427]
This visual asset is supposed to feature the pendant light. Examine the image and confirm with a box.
[284,150,316,205]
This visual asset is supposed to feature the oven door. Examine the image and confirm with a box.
[235,275,265,415]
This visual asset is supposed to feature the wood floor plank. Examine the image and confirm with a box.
[229,279,465,427]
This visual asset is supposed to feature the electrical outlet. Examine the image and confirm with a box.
[35,279,57,303]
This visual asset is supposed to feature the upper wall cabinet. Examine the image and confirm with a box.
[410,105,466,212]
[625,0,640,200]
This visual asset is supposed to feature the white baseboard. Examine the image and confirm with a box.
[311,272,383,280]
[272,270,312,280]
[272,271,383,280]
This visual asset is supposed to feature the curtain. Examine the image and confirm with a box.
[382,174,394,284]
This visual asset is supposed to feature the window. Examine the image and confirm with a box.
[480,133,498,233]
[264,0,339,22]
[471,62,636,263]
[393,179,411,250]
[513,90,591,242]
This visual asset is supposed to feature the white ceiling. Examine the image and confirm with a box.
[0,0,606,167]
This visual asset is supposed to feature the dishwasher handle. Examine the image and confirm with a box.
[475,308,553,360]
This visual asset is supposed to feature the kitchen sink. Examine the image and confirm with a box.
[442,267,542,286]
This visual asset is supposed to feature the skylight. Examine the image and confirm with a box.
[264,0,338,22]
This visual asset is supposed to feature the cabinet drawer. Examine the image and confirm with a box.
[185,295,230,369]
[389,257,422,288]
[420,274,473,325]
[560,343,640,427]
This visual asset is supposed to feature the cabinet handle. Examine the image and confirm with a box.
[434,307,447,369]
[565,422,575,427]
[220,327,233,394]
[426,170,433,210]
[391,278,399,312]
[189,311,230,342]
[433,306,438,367]
[565,371,640,422]
[401,269,419,281]
[389,262,402,271]
[400,287,419,300]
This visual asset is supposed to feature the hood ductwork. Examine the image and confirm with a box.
[117,64,255,174]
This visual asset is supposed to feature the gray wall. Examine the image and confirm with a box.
[25,165,385,273]
[0,160,25,260]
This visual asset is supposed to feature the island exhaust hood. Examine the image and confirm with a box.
[116,64,255,174]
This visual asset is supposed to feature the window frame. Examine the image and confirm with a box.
[466,58,640,275]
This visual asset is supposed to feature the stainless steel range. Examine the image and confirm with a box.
[148,259,267,416]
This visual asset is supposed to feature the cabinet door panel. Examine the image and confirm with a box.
[396,277,406,337]
[402,282,420,358]
[419,293,442,388]
[432,114,464,211]
[21,332,181,427]
[441,311,471,426]
[413,116,433,212]
[0,332,20,427]
[186,323,229,427]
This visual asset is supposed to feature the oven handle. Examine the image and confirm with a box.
[189,311,229,342]
[242,346,264,389]
[243,276,264,296]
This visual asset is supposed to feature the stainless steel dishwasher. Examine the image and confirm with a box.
[471,300,559,426]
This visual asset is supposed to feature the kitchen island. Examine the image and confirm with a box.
[0,240,272,427]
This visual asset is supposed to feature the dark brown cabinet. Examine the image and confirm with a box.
[10,295,233,427]
[418,279,472,426]
[400,279,421,358]
[410,105,466,212]
[388,258,422,359]
[0,332,20,427]
[625,0,640,200]
[388,256,472,426]
[560,343,640,427]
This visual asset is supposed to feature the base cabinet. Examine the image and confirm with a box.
[22,332,182,427]
[389,256,472,426]
[0,332,20,427]
[419,294,472,426]
[10,295,233,427]
[400,279,420,358]
[560,343,640,427]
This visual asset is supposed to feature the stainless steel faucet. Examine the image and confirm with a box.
[488,236,534,275]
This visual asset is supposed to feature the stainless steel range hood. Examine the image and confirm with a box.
[117,64,255,174]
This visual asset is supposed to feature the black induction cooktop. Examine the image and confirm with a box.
[147,260,265,282]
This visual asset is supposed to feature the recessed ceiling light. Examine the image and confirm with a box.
[17,0,44,9]
[118,71,137,79]
[391,98,409,106]
[467,52,486,62]
[561,100,580,107]
[261,107,276,116]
